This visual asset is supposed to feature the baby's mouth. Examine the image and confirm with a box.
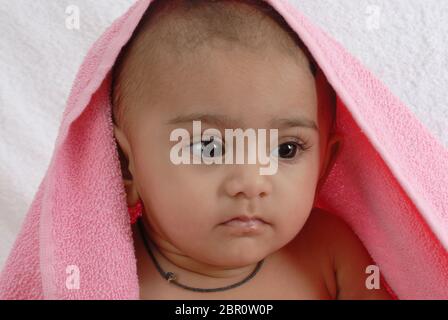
[218,216,269,235]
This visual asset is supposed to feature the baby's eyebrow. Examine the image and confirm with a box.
[166,112,318,131]
[272,117,319,131]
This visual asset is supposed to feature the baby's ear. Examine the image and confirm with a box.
[316,133,344,194]
[113,124,139,205]
[113,125,136,175]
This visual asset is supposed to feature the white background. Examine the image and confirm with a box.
[1,0,447,269]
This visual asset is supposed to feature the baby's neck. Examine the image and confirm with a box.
[133,220,267,287]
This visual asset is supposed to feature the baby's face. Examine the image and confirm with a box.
[115,44,329,268]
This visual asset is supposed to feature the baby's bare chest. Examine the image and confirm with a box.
[139,244,334,300]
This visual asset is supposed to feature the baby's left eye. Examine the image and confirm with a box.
[271,141,304,159]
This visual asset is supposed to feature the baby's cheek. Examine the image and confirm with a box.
[273,209,309,249]
[150,178,213,228]
[273,187,316,244]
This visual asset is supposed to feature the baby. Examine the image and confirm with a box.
[111,0,391,299]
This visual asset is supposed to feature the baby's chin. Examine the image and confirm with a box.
[185,236,280,268]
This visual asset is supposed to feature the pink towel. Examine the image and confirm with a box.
[1,0,447,299]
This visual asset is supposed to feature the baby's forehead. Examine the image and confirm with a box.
[143,50,317,115]
[112,0,332,133]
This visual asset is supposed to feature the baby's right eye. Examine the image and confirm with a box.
[189,136,225,159]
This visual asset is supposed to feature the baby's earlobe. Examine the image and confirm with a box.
[123,179,140,207]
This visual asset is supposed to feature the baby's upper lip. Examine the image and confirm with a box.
[220,215,269,225]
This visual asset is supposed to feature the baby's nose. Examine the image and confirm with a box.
[223,163,273,199]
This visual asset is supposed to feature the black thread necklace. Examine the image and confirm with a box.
[137,219,265,292]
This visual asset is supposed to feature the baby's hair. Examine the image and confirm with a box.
[111,0,336,174]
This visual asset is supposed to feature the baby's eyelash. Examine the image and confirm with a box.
[296,139,311,151]
[274,137,312,163]
[283,137,311,151]
[187,134,312,162]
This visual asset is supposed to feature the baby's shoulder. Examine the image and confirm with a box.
[302,207,354,243]
[299,207,370,273]
[286,208,363,298]
[282,208,350,298]
[299,208,392,299]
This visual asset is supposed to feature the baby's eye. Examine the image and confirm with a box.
[189,136,224,159]
[271,141,305,159]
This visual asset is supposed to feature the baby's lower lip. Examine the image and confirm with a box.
[219,218,267,235]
